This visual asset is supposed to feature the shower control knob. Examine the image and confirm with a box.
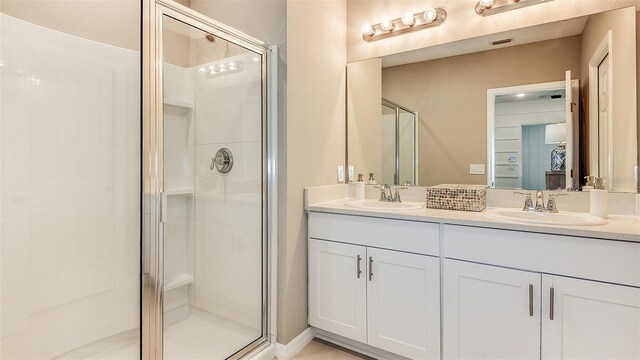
[211,148,234,173]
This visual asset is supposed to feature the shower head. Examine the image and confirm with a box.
[205,34,216,44]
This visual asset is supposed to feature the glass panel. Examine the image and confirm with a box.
[398,109,416,186]
[161,15,263,359]
[0,1,141,359]
[381,103,397,185]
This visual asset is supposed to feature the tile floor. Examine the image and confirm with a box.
[292,339,372,360]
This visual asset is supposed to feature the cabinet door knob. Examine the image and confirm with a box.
[529,284,534,317]
[550,287,555,320]
[368,256,374,281]
[356,255,362,279]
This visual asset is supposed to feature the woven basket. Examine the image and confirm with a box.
[425,184,487,212]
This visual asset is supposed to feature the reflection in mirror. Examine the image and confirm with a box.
[489,83,572,191]
[346,6,638,193]
[381,99,418,185]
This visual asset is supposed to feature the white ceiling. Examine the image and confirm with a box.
[382,15,588,68]
[495,89,566,103]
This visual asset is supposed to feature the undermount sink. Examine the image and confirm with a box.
[484,207,608,226]
[345,199,425,212]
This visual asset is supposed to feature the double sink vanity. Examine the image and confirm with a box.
[305,185,640,360]
[314,3,640,359]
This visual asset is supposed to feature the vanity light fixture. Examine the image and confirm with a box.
[401,12,416,26]
[362,7,447,42]
[475,0,553,16]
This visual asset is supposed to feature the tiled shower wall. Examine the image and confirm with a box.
[193,52,263,331]
[0,14,140,359]
[163,52,263,333]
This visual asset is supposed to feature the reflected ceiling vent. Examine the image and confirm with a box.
[538,94,564,100]
[491,38,514,46]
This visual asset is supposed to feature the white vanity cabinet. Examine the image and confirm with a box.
[308,239,367,343]
[541,275,640,359]
[443,260,541,360]
[308,212,441,359]
[443,225,640,360]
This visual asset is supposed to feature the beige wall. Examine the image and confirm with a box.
[348,58,382,178]
[346,0,640,63]
[0,0,140,50]
[580,7,637,192]
[189,0,286,48]
[280,0,347,345]
[382,36,581,186]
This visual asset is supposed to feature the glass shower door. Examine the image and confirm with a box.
[160,14,265,360]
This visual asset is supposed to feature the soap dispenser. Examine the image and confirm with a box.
[590,177,608,219]
[583,175,595,191]
[366,173,378,185]
[355,173,365,200]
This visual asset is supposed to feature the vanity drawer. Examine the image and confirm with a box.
[443,225,640,287]
[308,212,440,256]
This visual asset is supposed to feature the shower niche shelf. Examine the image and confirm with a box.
[164,98,194,109]
[164,187,194,196]
[165,274,195,292]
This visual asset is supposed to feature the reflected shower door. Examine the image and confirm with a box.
[161,15,265,359]
[381,103,397,185]
[381,100,417,185]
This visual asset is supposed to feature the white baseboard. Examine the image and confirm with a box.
[275,327,317,360]
[315,329,409,360]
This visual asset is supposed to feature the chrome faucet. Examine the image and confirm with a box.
[514,190,568,213]
[377,184,406,202]
[377,184,392,202]
[535,190,545,211]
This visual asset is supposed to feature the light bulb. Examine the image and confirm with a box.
[516,93,526,97]
[199,67,206,72]
[361,24,375,37]
[423,8,438,23]
[229,61,237,70]
[479,0,493,8]
[380,19,394,32]
[401,13,416,26]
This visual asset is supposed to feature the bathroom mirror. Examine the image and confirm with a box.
[347,6,638,193]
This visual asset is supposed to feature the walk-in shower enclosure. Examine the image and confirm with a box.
[1,0,275,358]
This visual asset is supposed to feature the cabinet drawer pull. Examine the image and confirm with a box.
[357,255,362,279]
[550,287,555,320]
[368,256,373,281]
[529,284,534,317]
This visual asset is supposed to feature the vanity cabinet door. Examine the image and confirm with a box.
[542,275,640,359]
[366,248,440,359]
[443,259,541,360]
[308,239,367,343]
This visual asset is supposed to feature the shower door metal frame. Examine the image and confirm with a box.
[142,0,276,358]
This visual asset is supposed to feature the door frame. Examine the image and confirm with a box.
[486,80,571,189]
[588,30,613,190]
[142,0,277,358]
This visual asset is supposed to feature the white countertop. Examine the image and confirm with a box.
[306,199,640,243]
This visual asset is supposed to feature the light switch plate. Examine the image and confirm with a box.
[348,166,354,182]
[470,164,485,175]
[337,165,345,183]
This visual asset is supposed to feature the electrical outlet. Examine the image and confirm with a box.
[337,165,345,183]
[470,164,485,175]
[348,166,354,182]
